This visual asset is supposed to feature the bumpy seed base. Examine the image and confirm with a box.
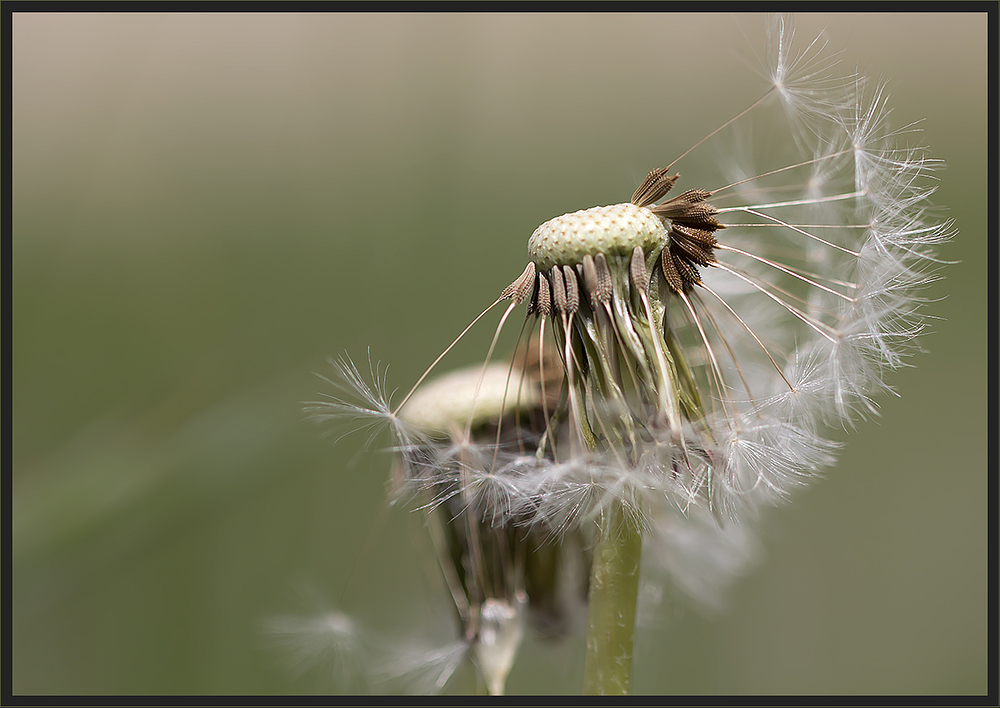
[528,203,665,270]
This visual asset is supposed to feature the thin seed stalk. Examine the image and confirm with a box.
[582,498,643,695]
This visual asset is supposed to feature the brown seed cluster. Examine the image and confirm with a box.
[505,168,724,309]
[648,185,724,293]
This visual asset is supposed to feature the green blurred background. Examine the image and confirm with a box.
[12,12,988,695]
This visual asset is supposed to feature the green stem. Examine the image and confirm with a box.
[582,499,643,695]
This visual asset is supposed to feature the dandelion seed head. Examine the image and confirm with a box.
[467,18,943,523]
[308,15,949,692]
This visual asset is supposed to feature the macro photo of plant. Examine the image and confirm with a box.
[11,10,991,696]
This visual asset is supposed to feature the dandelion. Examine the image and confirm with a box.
[393,346,591,694]
[302,346,590,694]
[307,15,948,694]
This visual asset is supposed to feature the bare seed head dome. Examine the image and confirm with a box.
[527,203,665,271]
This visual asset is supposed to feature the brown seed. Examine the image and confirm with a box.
[631,167,679,208]
[550,266,568,314]
[536,272,552,317]
[630,246,648,294]
[562,265,580,314]
[501,262,537,304]
[660,247,684,293]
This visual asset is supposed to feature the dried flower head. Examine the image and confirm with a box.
[395,348,590,694]
[300,348,590,694]
[304,14,949,694]
[359,16,948,529]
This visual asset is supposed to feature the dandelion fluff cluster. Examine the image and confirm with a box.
[302,15,948,693]
[314,17,947,532]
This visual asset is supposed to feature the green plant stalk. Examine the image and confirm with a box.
[582,498,643,695]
